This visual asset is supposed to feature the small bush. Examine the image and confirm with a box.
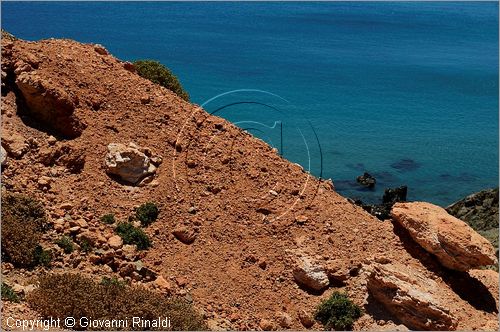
[79,239,92,254]
[1,192,48,267]
[33,245,52,267]
[100,213,116,225]
[135,202,159,227]
[55,236,74,254]
[1,282,20,303]
[133,60,189,101]
[100,276,126,288]
[115,222,151,250]
[314,292,362,331]
[28,273,206,331]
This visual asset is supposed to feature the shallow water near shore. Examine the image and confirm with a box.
[2,2,498,206]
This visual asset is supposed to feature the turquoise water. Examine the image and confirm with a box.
[2,1,498,206]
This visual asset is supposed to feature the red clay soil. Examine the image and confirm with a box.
[1,34,498,331]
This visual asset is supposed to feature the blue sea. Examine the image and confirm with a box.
[2,1,498,206]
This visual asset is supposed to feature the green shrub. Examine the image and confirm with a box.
[133,60,189,101]
[1,192,48,267]
[1,282,20,303]
[33,245,52,267]
[55,236,74,254]
[28,273,206,331]
[314,292,362,331]
[115,222,151,250]
[100,213,116,225]
[135,202,159,227]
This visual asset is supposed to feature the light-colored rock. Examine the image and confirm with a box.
[367,262,457,330]
[104,142,156,184]
[2,132,28,158]
[154,275,172,293]
[290,252,329,291]
[1,146,7,166]
[94,44,108,55]
[108,235,123,249]
[391,202,497,271]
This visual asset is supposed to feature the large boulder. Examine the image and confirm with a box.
[289,251,329,291]
[104,142,156,184]
[391,202,497,271]
[15,71,85,138]
[367,263,457,331]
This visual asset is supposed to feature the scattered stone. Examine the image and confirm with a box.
[391,202,497,271]
[108,235,123,249]
[367,262,457,330]
[104,142,156,184]
[154,275,172,293]
[59,202,73,210]
[357,172,376,188]
[175,276,188,287]
[269,190,278,196]
[39,143,86,173]
[259,319,276,331]
[295,215,308,225]
[140,95,150,104]
[172,226,197,244]
[94,44,108,55]
[47,135,57,146]
[298,309,314,328]
[188,206,197,214]
[275,312,292,328]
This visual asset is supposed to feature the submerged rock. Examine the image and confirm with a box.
[391,202,497,271]
[367,262,457,330]
[356,172,376,188]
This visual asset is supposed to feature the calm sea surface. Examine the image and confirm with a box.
[2,1,498,206]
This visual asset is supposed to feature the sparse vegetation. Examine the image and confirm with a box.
[1,282,20,303]
[115,222,151,250]
[133,60,189,101]
[100,276,126,288]
[1,192,49,267]
[28,273,206,331]
[135,202,159,227]
[78,239,93,253]
[100,213,116,225]
[314,292,362,331]
[55,236,75,254]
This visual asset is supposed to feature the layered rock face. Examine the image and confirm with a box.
[15,71,86,138]
[367,263,457,330]
[391,202,497,271]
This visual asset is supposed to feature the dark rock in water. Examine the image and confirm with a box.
[390,159,421,172]
[382,186,407,205]
[446,188,499,256]
[356,172,376,188]
[354,185,408,221]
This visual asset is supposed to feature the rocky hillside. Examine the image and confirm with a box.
[1,33,498,331]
